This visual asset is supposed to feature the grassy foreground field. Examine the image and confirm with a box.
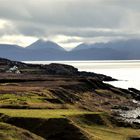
[0,109,96,118]
[0,108,140,140]
[81,125,140,140]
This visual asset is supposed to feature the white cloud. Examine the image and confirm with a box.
[0,35,37,47]
[0,19,8,29]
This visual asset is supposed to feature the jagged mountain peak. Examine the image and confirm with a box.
[26,39,65,51]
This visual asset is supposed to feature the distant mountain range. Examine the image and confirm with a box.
[0,39,140,60]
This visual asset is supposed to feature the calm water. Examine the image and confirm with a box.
[24,60,140,90]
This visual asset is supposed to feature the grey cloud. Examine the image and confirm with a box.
[0,0,127,27]
[0,20,18,36]
[0,0,140,44]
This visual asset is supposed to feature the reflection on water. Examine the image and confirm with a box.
[24,60,140,90]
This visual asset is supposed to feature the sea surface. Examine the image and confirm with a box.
[24,60,140,90]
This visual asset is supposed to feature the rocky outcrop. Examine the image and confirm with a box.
[0,57,115,81]
[42,63,78,75]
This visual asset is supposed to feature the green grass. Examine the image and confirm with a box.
[80,125,140,140]
[0,94,47,105]
[0,109,98,119]
[72,114,140,140]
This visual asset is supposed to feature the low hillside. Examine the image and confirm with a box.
[0,122,45,140]
[0,58,140,139]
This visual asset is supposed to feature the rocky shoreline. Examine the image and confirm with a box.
[0,57,140,139]
[0,58,116,81]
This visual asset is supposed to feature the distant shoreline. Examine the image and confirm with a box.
[23,60,140,64]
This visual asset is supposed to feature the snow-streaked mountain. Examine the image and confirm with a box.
[26,39,65,51]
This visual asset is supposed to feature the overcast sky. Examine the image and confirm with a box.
[0,0,140,50]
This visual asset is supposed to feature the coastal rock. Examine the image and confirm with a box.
[0,57,115,81]
[42,63,78,75]
[128,88,140,100]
